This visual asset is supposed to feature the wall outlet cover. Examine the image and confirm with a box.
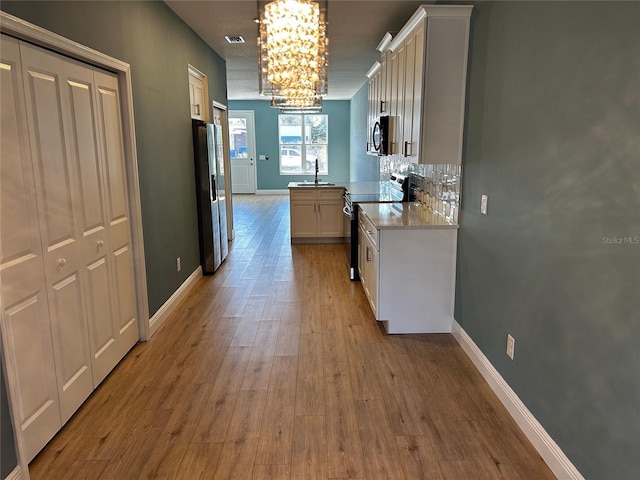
[481,194,488,215]
[506,334,515,360]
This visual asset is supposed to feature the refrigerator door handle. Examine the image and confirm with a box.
[211,174,217,201]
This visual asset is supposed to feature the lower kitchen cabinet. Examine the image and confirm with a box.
[289,186,345,242]
[358,205,458,334]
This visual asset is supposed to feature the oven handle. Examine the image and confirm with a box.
[342,205,352,217]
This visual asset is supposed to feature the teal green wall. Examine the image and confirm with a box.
[455,2,640,479]
[228,100,351,189]
[2,1,227,316]
[350,82,380,182]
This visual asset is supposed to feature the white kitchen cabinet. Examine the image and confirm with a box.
[289,187,345,241]
[0,35,139,461]
[358,213,379,316]
[366,5,472,164]
[188,70,204,119]
[358,204,458,334]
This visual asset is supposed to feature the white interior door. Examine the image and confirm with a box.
[0,35,62,462]
[228,110,256,194]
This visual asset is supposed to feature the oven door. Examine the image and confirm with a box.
[343,195,360,281]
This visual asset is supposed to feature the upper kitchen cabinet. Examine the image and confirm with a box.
[367,5,472,164]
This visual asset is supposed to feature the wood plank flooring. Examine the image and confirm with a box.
[29,194,556,480]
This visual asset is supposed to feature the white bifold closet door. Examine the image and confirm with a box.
[0,35,138,461]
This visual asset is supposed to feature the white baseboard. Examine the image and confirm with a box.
[5,466,23,480]
[256,189,288,195]
[148,266,202,337]
[452,319,584,480]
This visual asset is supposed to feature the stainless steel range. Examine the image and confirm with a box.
[343,173,408,280]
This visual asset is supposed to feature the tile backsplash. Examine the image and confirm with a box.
[382,159,461,223]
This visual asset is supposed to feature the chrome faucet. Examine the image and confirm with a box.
[314,158,319,184]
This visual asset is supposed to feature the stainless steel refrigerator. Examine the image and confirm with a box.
[192,119,229,274]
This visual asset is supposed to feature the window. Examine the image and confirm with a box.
[279,114,328,175]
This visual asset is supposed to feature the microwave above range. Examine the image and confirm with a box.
[372,114,393,156]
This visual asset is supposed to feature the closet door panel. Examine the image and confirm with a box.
[94,71,138,356]
[0,35,61,462]
[49,272,92,423]
[85,256,117,385]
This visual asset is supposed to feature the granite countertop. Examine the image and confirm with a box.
[359,202,458,230]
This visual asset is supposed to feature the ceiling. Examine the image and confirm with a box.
[165,0,433,100]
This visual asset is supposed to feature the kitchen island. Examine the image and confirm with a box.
[288,183,346,243]
[358,202,458,334]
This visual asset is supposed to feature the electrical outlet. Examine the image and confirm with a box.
[176,257,181,272]
[481,194,488,215]
[506,334,515,360]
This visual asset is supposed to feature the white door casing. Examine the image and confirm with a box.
[229,110,256,194]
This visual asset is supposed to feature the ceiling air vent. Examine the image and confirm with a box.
[225,35,245,44]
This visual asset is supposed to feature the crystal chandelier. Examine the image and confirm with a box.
[258,0,328,112]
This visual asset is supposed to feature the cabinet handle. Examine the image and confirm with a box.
[97,240,104,248]
[380,100,386,112]
[195,104,200,115]
[58,258,67,268]
[404,141,410,157]
[366,246,371,263]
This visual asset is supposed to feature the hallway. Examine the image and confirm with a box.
[29,194,555,479]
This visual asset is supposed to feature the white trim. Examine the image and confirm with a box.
[148,267,203,337]
[389,5,473,52]
[4,466,23,480]
[256,189,288,195]
[376,32,393,53]
[452,320,585,480]
[365,61,381,79]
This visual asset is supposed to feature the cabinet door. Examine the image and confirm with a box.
[94,70,139,361]
[0,35,62,462]
[189,73,204,119]
[317,200,343,237]
[365,237,378,316]
[291,201,317,237]
[20,42,95,426]
[403,34,416,161]
[411,25,425,164]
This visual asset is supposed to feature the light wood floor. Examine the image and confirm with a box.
[29,194,555,480]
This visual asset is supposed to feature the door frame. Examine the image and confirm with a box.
[229,110,257,194]
[1,12,150,478]
[213,101,235,241]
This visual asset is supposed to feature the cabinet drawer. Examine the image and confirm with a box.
[290,189,316,201]
[317,188,344,201]
[358,210,379,250]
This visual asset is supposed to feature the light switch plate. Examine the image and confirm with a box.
[481,194,488,215]
[506,334,515,360]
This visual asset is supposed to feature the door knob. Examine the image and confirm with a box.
[58,258,67,268]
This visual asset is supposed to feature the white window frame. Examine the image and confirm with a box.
[278,114,328,175]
